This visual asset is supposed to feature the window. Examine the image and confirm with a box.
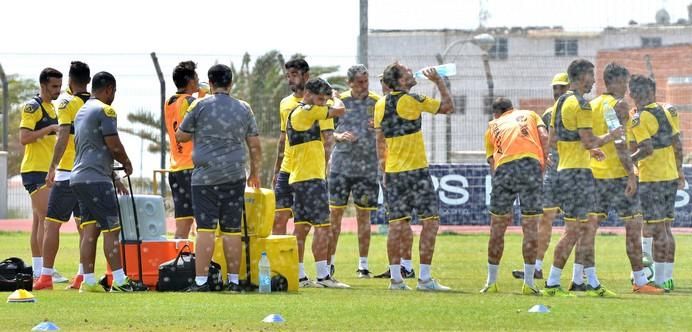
[453,95,467,114]
[555,39,578,56]
[488,38,508,60]
[642,37,662,48]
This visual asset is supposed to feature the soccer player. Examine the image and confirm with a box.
[328,65,381,278]
[373,74,416,280]
[19,67,61,280]
[285,78,348,288]
[511,73,569,281]
[629,74,683,291]
[543,59,621,297]
[586,64,663,294]
[271,59,335,286]
[176,64,262,292]
[374,62,454,291]
[34,61,91,290]
[165,61,199,239]
[481,97,548,295]
[71,71,145,292]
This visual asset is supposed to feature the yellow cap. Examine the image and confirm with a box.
[551,73,569,86]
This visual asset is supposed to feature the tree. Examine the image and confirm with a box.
[0,74,39,176]
[119,108,166,153]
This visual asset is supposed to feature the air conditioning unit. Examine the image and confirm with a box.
[117,195,166,241]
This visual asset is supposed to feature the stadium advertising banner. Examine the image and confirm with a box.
[374,164,692,227]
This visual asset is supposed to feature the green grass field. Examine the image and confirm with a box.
[1,230,692,331]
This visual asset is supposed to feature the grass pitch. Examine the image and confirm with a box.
[1,230,691,331]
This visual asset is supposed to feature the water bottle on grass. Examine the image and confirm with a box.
[259,252,271,293]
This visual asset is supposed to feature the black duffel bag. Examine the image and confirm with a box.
[0,257,33,291]
[156,245,222,291]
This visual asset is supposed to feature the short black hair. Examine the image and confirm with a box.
[629,74,656,96]
[382,62,404,90]
[69,61,90,85]
[91,71,116,91]
[39,67,63,85]
[172,61,197,89]
[305,78,332,96]
[491,97,513,114]
[603,62,630,86]
[208,64,232,88]
[285,59,309,74]
[567,59,595,82]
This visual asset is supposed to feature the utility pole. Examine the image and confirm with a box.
[150,52,167,196]
[358,0,368,67]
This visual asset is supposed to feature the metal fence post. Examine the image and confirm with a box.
[0,151,7,218]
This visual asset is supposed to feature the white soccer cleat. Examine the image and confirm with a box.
[388,280,412,290]
[299,277,323,288]
[316,276,351,289]
[416,278,451,292]
[52,270,69,283]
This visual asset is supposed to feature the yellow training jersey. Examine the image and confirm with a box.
[631,102,680,182]
[20,96,57,173]
[279,94,334,173]
[286,103,330,184]
[589,94,628,179]
[550,91,592,170]
[374,91,441,173]
[55,91,90,172]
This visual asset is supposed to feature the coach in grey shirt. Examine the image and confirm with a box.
[70,71,143,292]
[328,64,381,278]
[176,64,262,292]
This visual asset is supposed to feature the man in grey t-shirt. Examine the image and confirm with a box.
[328,65,381,278]
[70,71,144,293]
[176,64,262,292]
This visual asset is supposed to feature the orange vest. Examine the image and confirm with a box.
[165,94,195,171]
[488,109,545,169]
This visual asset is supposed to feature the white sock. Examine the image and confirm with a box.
[390,264,402,283]
[524,264,535,287]
[330,255,336,266]
[486,263,499,285]
[642,237,653,257]
[195,276,208,286]
[32,257,43,278]
[572,263,584,285]
[41,267,54,277]
[664,262,674,281]
[401,259,413,271]
[228,274,239,285]
[358,257,368,270]
[654,261,665,286]
[112,268,126,285]
[420,264,431,281]
[83,273,96,285]
[633,269,648,287]
[546,265,562,287]
[78,263,84,276]
[316,260,329,279]
[584,267,599,288]
[535,259,543,272]
[299,263,306,279]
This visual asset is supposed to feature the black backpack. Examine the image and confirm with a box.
[0,257,33,291]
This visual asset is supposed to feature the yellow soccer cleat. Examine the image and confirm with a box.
[542,284,575,297]
[521,283,542,296]
[480,283,499,294]
[586,284,617,298]
[79,281,106,293]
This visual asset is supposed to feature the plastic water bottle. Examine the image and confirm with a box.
[259,252,271,293]
[414,63,457,79]
[603,101,623,144]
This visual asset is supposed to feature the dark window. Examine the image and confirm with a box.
[453,95,467,114]
[642,37,662,48]
[488,38,508,60]
[555,39,578,56]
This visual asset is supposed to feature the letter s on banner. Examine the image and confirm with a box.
[437,174,469,205]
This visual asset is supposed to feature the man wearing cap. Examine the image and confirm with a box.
[511,72,569,281]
